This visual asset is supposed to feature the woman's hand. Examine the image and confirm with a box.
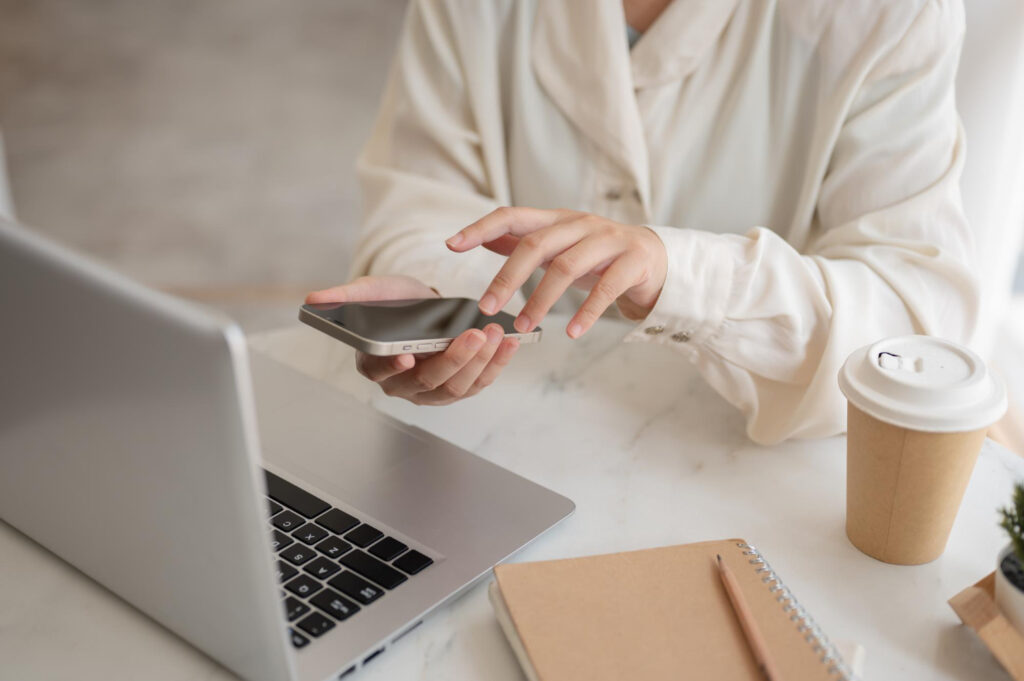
[445,207,668,338]
[305,275,519,405]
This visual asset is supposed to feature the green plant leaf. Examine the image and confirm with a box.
[999,482,1024,566]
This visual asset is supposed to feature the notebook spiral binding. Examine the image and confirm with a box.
[736,542,855,681]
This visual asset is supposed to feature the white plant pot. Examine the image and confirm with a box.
[995,543,1024,634]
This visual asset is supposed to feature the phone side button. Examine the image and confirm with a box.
[401,345,413,351]
[415,343,434,351]
[433,342,450,350]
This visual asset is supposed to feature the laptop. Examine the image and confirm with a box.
[0,217,574,681]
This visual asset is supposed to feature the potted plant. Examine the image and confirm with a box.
[996,482,1024,633]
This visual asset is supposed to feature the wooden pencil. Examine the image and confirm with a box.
[716,553,783,681]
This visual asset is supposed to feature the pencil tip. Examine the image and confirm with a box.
[716,553,723,564]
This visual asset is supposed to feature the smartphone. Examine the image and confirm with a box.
[298,298,542,356]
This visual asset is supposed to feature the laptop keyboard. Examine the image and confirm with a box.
[262,470,434,649]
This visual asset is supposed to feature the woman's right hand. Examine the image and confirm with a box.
[305,275,520,405]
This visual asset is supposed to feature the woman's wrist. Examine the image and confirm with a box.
[616,295,658,321]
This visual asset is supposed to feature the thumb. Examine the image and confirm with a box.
[305,275,435,304]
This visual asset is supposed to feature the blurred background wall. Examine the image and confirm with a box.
[0,0,407,329]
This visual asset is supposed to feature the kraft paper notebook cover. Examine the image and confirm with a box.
[490,538,856,681]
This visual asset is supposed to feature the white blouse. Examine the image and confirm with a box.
[351,0,975,444]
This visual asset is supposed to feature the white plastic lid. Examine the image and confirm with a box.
[838,335,1007,432]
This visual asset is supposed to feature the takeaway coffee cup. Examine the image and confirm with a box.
[838,335,1007,565]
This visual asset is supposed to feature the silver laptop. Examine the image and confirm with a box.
[0,217,574,681]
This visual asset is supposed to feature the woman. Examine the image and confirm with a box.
[308,0,975,444]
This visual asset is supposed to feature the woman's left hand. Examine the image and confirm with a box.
[445,207,668,338]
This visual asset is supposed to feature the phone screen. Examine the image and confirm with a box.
[302,298,521,342]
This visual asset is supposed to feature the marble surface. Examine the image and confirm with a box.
[1,314,1021,680]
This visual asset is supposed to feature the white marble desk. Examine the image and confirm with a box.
[1,315,1020,680]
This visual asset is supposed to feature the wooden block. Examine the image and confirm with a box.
[949,572,1024,680]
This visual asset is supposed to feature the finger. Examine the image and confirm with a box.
[425,324,503,399]
[378,329,486,398]
[516,235,625,332]
[446,206,570,252]
[305,286,353,304]
[466,336,519,396]
[566,252,647,339]
[306,275,434,304]
[478,221,590,315]
[356,352,415,383]
[481,234,520,257]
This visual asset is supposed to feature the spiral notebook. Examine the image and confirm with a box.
[489,538,857,681]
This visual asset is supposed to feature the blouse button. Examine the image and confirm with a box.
[671,331,692,343]
[644,325,665,335]
[604,188,622,201]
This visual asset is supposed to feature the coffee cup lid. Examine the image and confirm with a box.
[838,335,1007,432]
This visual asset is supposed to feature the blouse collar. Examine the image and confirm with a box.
[531,0,739,202]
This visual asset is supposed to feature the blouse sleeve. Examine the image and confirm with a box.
[625,0,977,444]
[350,0,526,309]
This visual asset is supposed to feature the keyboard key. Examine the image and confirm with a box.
[289,628,310,649]
[280,544,316,566]
[270,530,293,552]
[275,560,297,583]
[292,523,328,546]
[271,510,304,532]
[303,556,341,580]
[310,588,360,621]
[284,574,323,599]
[393,550,433,575]
[340,550,407,589]
[267,499,283,516]
[316,508,360,535]
[284,596,310,622]
[264,471,330,519]
[296,611,335,638]
[368,536,407,561]
[344,524,383,547]
[316,536,352,559]
[328,570,384,605]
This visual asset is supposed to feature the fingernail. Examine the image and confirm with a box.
[515,314,531,333]
[567,322,583,338]
[480,294,498,314]
[467,331,486,350]
[485,325,502,344]
[446,233,464,248]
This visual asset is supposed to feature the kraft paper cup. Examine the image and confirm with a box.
[838,336,1007,565]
